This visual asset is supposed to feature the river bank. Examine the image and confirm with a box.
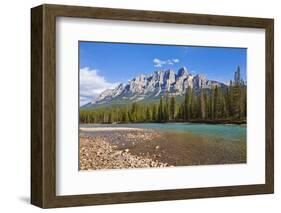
[79,129,169,170]
[79,125,246,170]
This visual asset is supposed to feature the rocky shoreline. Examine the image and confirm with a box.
[80,130,169,170]
[80,127,246,170]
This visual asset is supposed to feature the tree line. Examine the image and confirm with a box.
[80,83,246,124]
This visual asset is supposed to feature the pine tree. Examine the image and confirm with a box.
[130,102,138,122]
[170,96,176,120]
[158,97,163,121]
[213,86,218,119]
[200,88,206,119]
[180,103,185,120]
[146,107,151,121]
[108,112,113,123]
[232,84,241,119]
[188,87,194,119]
[184,87,189,120]
[163,96,169,121]
[121,108,129,123]
[152,104,158,121]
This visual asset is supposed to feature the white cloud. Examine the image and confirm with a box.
[153,58,166,67]
[167,59,174,65]
[80,67,118,106]
[153,58,180,67]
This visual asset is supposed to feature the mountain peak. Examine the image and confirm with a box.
[177,66,188,76]
[164,69,175,76]
[84,66,226,108]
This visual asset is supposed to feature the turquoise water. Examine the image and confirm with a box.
[80,123,246,143]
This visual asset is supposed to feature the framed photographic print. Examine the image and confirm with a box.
[31,4,274,208]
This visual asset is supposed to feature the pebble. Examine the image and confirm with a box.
[79,133,168,170]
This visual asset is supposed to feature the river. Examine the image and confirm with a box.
[80,123,246,143]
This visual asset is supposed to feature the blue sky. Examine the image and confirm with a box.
[79,41,246,106]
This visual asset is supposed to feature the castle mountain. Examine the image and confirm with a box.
[83,67,228,108]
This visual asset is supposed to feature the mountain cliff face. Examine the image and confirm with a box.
[84,67,226,107]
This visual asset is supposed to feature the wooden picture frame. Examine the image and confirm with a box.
[31,4,274,208]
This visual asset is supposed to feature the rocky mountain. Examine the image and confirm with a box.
[83,67,226,108]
